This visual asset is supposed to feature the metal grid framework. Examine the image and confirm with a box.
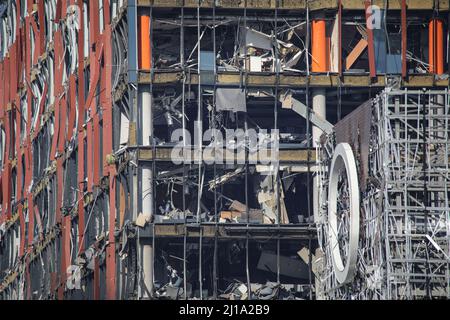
[132,2,318,301]
[318,89,450,299]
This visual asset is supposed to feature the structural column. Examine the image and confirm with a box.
[429,19,444,75]
[311,19,328,222]
[138,13,153,299]
[429,19,445,141]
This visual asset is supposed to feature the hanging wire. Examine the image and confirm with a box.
[273,0,281,286]
[180,5,189,301]
[305,0,314,300]
[149,6,157,299]
[212,0,219,300]
[196,1,203,300]
[243,0,251,301]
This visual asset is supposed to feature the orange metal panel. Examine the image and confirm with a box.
[429,19,444,75]
[346,38,368,70]
[311,20,327,72]
[139,15,152,70]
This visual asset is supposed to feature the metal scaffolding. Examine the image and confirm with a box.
[318,89,450,299]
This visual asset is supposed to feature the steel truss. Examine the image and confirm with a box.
[318,88,450,300]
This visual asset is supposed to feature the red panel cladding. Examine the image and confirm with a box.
[56,157,65,299]
[29,19,40,66]
[0,63,4,116]
[18,204,25,256]
[15,107,22,200]
[61,214,71,296]
[1,163,10,219]
[4,57,10,104]
[27,193,34,247]
[93,113,100,185]
[77,0,86,130]
[24,17,31,84]
[9,43,17,100]
[26,0,33,15]
[50,99,60,161]
[94,254,100,300]
[58,97,67,154]
[86,120,93,192]
[77,0,86,254]
[106,175,117,299]
[38,0,46,56]
[103,24,116,300]
[55,0,62,22]
[33,83,48,134]
[0,0,118,300]
[103,0,111,26]
[89,0,100,47]
[2,113,11,218]
[338,0,342,77]
[53,31,64,97]
[20,18,25,72]
[55,158,64,225]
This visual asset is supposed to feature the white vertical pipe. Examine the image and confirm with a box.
[142,244,153,299]
[98,0,104,33]
[119,112,129,145]
[139,87,153,298]
[141,89,153,219]
[83,2,89,58]
[48,56,55,105]
[437,94,444,139]
[313,88,326,222]
[111,0,118,20]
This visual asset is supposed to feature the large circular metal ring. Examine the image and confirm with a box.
[328,143,360,284]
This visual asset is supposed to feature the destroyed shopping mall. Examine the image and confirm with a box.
[0,0,449,301]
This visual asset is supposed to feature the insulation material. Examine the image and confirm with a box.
[215,88,247,113]
[242,27,273,51]
[257,251,310,279]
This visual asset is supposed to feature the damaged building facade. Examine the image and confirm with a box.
[0,0,449,300]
